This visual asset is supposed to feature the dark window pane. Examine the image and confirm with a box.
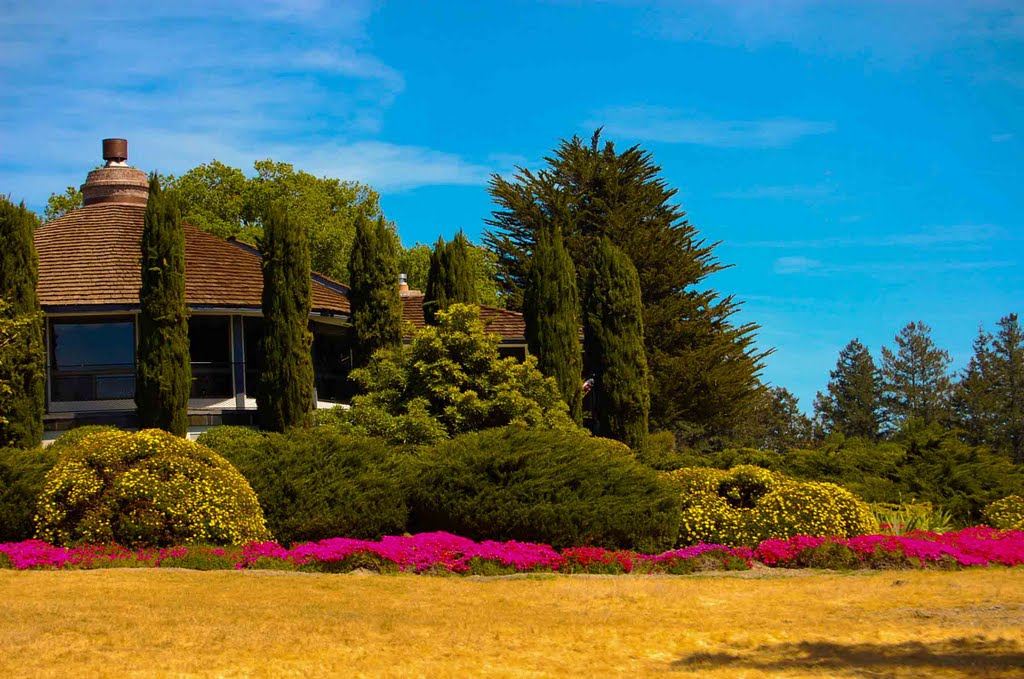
[498,345,527,362]
[189,316,231,364]
[243,317,265,397]
[312,324,353,402]
[52,321,134,370]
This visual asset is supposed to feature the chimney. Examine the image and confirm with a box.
[80,138,150,207]
[398,273,410,293]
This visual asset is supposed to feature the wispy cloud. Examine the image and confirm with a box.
[741,224,1009,249]
[589,106,835,148]
[991,132,1015,143]
[718,184,835,200]
[773,256,1015,277]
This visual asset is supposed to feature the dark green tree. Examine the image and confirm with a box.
[954,326,1000,448]
[524,223,582,423]
[423,236,447,325]
[135,177,191,436]
[486,131,767,449]
[745,386,813,453]
[880,321,952,430]
[347,214,402,368]
[813,339,884,440]
[424,231,479,324]
[258,203,314,432]
[584,238,650,449]
[398,240,503,307]
[0,197,44,447]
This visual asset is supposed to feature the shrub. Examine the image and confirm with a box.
[47,425,118,452]
[400,426,681,552]
[34,429,269,547]
[984,495,1024,530]
[872,502,954,535]
[212,427,408,545]
[667,465,875,547]
[0,446,57,542]
[195,426,265,463]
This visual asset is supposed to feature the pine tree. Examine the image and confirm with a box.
[880,321,952,430]
[584,238,649,449]
[348,214,402,368]
[424,231,478,324]
[751,387,813,453]
[991,314,1024,463]
[954,326,1000,447]
[135,177,191,436]
[524,222,582,423]
[0,197,44,447]
[486,131,767,448]
[813,339,883,440]
[258,202,314,431]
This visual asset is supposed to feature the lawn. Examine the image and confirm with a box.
[2,568,1022,677]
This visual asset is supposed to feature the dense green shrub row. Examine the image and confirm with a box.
[0,445,56,542]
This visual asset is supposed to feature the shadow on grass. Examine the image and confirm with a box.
[673,637,1024,676]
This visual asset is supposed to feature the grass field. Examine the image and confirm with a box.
[2,568,1023,678]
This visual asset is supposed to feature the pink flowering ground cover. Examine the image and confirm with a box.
[1,528,1022,574]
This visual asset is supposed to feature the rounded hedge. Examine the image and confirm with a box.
[984,495,1024,530]
[35,429,270,547]
[666,465,874,547]
[400,426,681,552]
[47,425,118,453]
[205,426,408,545]
[0,446,58,542]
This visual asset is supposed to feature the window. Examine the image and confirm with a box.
[243,316,265,398]
[312,323,353,402]
[498,345,528,362]
[189,316,233,398]
[50,319,135,401]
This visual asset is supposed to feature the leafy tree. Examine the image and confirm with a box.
[524,222,582,423]
[44,186,84,221]
[0,198,44,447]
[348,214,403,368]
[583,238,650,450]
[423,231,479,323]
[258,203,314,432]
[338,304,578,444]
[486,131,767,449]
[135,177,191,436]
[880,321,953,430]
[399,240,503,307]
[746,386,814,453]
[814,339,884,440]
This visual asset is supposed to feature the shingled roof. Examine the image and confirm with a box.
[35,203,351,315]
[400,291,526,342]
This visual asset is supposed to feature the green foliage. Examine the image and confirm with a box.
[399,240,503,308]
[871,502,954,535]
[881,321,953,429]
[34,429,269,547]
[44,185,84,221]
[168,159,386,281]
[486,131,768,449]
[424,232,479,324]
[206,427,407,545]
[983,495,1024,530]
[400,426,681,552]
[348,214,403,368]
[814,339,883,440]
[666,465,875,547]
[258,202,314,432]
[0,197,44,448]
[584,238,649,449]
[740,386,813,453]
[524,223,582,423]
[341,304,579,444]
[48,425,119,453]
[136,176,191,436]
[0,445,57,542]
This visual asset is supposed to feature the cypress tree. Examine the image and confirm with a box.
[136,177,191,436]
[0,197,44,447]
[424,231,478,324]
[583,238,649,449]
[423,236,447,324]
[348,214,402,368]
[524,222,582,423]
[813,339,884,440]
[258,202,314,431]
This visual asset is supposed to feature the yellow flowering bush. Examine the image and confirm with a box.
[35,429,270,547]
[665,465,874,547]
[983,495,1024,530]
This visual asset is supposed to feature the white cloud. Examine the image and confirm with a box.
[741,224,1009,249]
[991,132,1015,143]
[590,106,835,148]
[774,256,823,274]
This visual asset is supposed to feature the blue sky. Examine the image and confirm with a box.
[1,0,1022,411]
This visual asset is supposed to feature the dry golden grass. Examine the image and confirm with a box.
[1,568,1023,678]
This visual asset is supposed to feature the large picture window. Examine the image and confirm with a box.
[189,316,233,398]
[50,318,135,401]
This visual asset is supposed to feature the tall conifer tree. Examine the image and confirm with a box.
[135,177,191,436]
[880,321,953,430]
[955,326,1000,447]
[584,238,649,449]
[258,203,314,431]
[524,223,582,422]
[424,231,478,324]
[813,339,883,440]
[423,236,447,325]
[348,214,402,368]
[0,197,44,447]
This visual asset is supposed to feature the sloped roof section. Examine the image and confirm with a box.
[400,292,525,342]
[35,204,350,314]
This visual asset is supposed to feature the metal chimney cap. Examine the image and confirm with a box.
[102,138,129,166]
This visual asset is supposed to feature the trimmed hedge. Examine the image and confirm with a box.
[35,429,269,547]
[0,446,57,542]
[203,426,408,545]
[400,426,681,552]
[666,465,875,547]
[984,495,1024,530]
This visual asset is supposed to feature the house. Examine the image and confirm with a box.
[35,139,526,438]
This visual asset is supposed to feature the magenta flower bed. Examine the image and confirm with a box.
[1,528,1021,574]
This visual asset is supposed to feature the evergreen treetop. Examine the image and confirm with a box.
[814,338,883,440]
[424,231,479,324]
[347,213,402,368]
[880,321,953,430]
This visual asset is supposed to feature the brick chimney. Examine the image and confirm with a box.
[80,138,150,207]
